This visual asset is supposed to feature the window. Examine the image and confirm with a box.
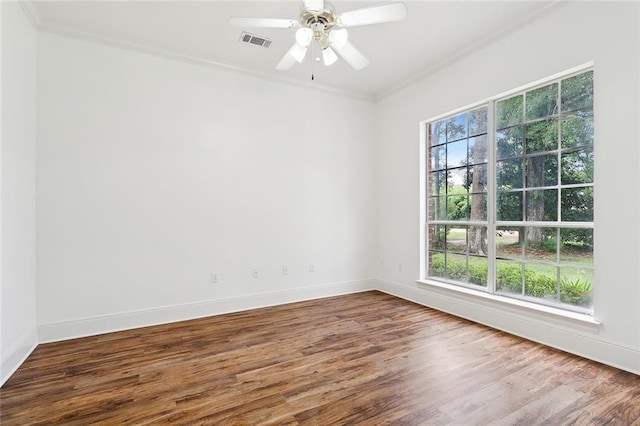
[425,68,594,314]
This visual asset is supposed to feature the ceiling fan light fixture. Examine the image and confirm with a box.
[322,47,338,66]
[329,28,348,50]
[295,27,313,47]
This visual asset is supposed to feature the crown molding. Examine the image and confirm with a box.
[18,0,42,29]
[35,21,376,103]
[375,0,569,102]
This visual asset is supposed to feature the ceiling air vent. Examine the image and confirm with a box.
[240,32,272,48]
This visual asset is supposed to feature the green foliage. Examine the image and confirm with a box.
[526,83,558,120]
[496,95,523,129]
[560,278,592,306]
[468,261,487,286]
[542,236,557,252]
[496,264,522,292]
[446,259,467,280]
[492,71,593,248]
[561,71,594,112]
[435,255,593,307]
[524,269,556,297]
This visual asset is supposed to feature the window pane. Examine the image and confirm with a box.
[445,226,468,253]
[526,83,558,120]
[524,227,558,262]
[446,194,469,221]
[561,110,594,149]
[429,171,447,197]
[468,193,487,221]
[469,107,488,136]
[561,148,593,185]
[497,159,523,190]
[448,167,467,191]
[468,256,488,287]
[429,197,447,220]
[447,113,467,142]
[496,260,523,294]
[561,187,593,222]
[430,120,447,146]
[496,126,524,159]
[446,253,468,281]
[525,154,558,187]
[468,135,487,164]
[561,70,594,112]
[525,118,558,154]
[524,264,557,299]
[429,145,445,171]
[497,191,523,221]
[560,267,593,308]
[428,251,445,278]
[525,189,558,221]
[496,227,522,259]
[496,95,523,129]
[468,164,487,192]
[447,140,467,168]
[468,226,487,256]
[560,228,593,264]
[428,225,446,251]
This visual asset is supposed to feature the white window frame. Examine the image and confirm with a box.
[419,63,595,320]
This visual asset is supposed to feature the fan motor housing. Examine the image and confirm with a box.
[300,7,337,31]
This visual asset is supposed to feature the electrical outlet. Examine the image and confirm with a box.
[211,272,219,284]
[379,260,384,268]
[252,268,259,278]
[398,263,403,271]
[309,263,315,272]
[282,266,289,275]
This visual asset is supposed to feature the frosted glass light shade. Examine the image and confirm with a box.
[322,47,338,65]
[329,28,348,50]
[295,28,313,47]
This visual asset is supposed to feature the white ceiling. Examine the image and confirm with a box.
[26,0,562,101]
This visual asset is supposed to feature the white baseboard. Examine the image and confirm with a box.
[1,328,38,387]
[376,278,640,376]
[38,279,376,344]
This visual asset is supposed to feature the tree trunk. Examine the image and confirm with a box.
[525,156,545,243]
[469,117,487,255]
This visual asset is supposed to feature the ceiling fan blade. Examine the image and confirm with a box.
[276,43,308,70]
[228,17,299,29]
[333,41,369,70]
[276,53,297,70]
[303,0,324,11]
[338,2,407,27]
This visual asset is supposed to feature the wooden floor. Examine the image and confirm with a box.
[1,291,639,425]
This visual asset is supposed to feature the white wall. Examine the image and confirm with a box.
[375,2,640,374]
[36,32,376,340]
[1,1,38,385]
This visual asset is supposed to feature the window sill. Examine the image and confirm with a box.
[415,279,600,334]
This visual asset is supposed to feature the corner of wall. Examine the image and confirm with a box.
[1,329,37,387]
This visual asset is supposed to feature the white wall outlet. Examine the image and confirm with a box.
[379,260,384,267]
[309,263,315,272]
[252,268,259,278]
[211,272,219,283]
[398,263,403,271]
[282,265,289,275]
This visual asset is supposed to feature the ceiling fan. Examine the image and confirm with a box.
[228,0,407,71]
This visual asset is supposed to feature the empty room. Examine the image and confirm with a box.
[1,0,639,424]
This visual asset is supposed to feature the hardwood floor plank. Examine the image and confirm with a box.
[1,291,639,425]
